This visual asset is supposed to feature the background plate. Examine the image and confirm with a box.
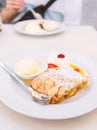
[14,20,65,36]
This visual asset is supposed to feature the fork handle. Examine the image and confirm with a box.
[0,61,31,89]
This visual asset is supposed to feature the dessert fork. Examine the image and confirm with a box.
[27,5,42,20]
[26,5,47,30]
[0,61,50,105]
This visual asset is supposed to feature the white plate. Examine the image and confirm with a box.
[14,20,65,36]
[0,50,97,120]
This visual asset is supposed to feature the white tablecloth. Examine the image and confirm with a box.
[0,25,97,130]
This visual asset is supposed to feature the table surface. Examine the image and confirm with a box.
[0,25,97,130]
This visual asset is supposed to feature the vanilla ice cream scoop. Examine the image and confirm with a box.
[43,21,59,31]
[15,59,46,79]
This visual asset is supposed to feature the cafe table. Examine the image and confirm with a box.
[0,24,97,130]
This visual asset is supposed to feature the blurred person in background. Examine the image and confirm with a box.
[2,0,82,25]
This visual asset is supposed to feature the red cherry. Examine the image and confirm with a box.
[57,54,65,58]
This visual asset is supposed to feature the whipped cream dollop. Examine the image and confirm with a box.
[46,53,70,68]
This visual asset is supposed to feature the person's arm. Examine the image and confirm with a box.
[1,0,25,23]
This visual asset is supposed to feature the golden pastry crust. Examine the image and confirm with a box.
[31,69,88,104]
